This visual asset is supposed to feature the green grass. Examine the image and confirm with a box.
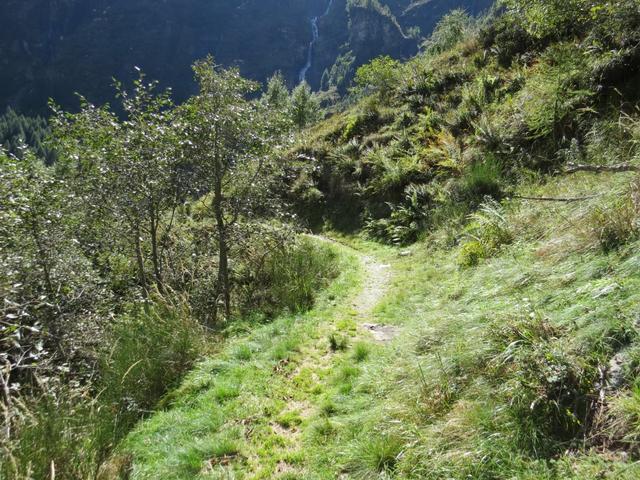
[352,341,371,362]
[118,240,365,479]
[117,173,640,479]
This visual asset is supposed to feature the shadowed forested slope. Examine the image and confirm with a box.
[0,0,490,113]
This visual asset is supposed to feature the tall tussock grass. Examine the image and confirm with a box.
[1,295,205,479]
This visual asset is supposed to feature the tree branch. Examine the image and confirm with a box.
[565,162,640,174]
[513,194,602,202]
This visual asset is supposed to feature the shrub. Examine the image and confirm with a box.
[516,43,592,147]
[423,9,474,56]
[351,56,401,101]
[457,240,487,267]
[345,435,404,478]
[352,342,371,362]
[500,0,594,40]
[364,183,431,245]
[458,156,504,204]
[0,296,205,479]
[329,333,349,352]
[244,236,340,317]
[366,151,427,197]
[341,103,384,141]
[489,313,597,454]
[479,13,537,67]
[457,198,513,267]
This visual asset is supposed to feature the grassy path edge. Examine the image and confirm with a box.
[109,235,397,479]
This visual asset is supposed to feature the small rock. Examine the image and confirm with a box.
[593,283,620,299]
[362,323,399,342]
[607,352,627,390]
[399,250,413,257]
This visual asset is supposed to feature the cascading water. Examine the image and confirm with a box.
[298,0,334,83]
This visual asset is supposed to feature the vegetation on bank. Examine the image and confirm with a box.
[0,58,336,478]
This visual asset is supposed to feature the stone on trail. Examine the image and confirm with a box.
[362,323,399,342]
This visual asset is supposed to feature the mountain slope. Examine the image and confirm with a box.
[118,176,640,479]
[0,0,491,113]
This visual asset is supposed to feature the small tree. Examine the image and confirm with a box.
[263,71,290,109]
[51,71,181,294]
[290,81,320,130]
[0,148,99,386]
[498,0,635,40]
[351,56,401,101]
[179,57,273,323]
[422,9,472,55]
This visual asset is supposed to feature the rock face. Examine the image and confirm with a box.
[0,0,493,113]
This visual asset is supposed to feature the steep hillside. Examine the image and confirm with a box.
[0,0,490,113]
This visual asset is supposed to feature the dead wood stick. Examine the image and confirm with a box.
[565,162,640,174]
[512,194,602,202]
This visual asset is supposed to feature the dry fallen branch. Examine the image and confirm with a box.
[513,194,602,202]
[565,162,640,174]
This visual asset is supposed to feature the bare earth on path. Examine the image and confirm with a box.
[309,235,398,341]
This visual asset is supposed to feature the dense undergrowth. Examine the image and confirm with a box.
[0,62,340,478]
[0,235,340,480]
[289,0,640,244]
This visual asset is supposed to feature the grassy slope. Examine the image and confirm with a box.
[307,174,640,479]
[120,169,640,479]
[116,7,640,478]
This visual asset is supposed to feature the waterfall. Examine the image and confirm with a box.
[298,0,334,84]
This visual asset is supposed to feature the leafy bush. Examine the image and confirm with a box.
[457,198,513,267]
[351,56,401,101]
[501,0,594,40]
[457,239,488,267]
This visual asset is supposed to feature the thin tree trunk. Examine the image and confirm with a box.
[29,220,53,296]
[149,209,164,292]
[133,223,148,294]
[213,176,231,323]
[565,162,640,174]
[513,194,601,202]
